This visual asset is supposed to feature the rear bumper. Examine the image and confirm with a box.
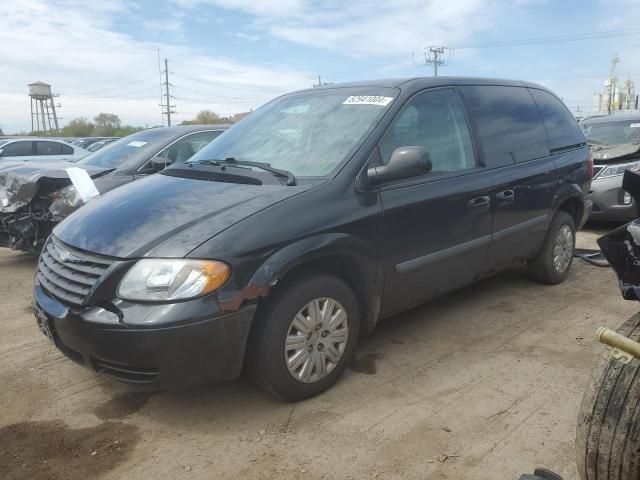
[33,282,256,388]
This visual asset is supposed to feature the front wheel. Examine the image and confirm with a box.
[527,211,576,285]
[249,275,360,402]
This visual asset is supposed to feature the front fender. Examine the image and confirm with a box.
[218,232,384,334]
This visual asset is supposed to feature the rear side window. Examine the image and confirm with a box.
[459,85,549,167]
[379,88,475,174]
[1,141,32,156]
[530,89,585,151]
[36,141,63,155]
[61,144,74,155]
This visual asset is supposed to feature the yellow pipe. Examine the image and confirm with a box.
[596,326,640,360]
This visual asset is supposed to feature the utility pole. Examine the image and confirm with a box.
[160,58,176,126]
[607,54,620,115]
[313,75,332,88]
[425,46,452,77]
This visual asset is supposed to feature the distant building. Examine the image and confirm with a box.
[591,55,639,116]
[594,78,637,113]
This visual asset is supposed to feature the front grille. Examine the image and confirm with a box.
[37,236,115,307]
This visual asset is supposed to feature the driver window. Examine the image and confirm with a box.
[379,88,475,174]
[156,131,223,164]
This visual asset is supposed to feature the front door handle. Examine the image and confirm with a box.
[495,190,515,205]
[467,196,491,209]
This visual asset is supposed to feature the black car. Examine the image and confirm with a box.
[0,125,228,252]
[32,77,591,401]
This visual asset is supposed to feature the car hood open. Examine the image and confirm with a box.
[54,173,312,258]
[0,161,111,212]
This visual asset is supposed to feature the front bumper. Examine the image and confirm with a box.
[33,281,256,388]
[589,175,637,221]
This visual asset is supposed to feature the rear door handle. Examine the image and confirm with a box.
[467,196,491,209]
[495,190,515,205]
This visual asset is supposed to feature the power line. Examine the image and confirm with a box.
[321,28,640,80]
[454,28,640,49]
[172,84,271,101]
[57,73,160,96]
[171,71,293,93]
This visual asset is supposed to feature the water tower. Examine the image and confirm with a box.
[29,81,60,135]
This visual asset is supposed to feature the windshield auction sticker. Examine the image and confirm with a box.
[127,141,147,147]
[630,123,640,128]
[343,96,394,106]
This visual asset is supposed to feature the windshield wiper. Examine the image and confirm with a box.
[191,157,296,186]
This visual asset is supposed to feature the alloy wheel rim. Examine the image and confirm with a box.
[284,297,349,383]
[553,225,573,273]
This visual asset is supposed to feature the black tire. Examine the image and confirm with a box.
[576,312,640,480]
[248,274,360,402]
[527,211,576,284]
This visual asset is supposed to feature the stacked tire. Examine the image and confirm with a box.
[576,312,640,480]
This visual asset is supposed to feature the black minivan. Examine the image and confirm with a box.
[33,77,592,401]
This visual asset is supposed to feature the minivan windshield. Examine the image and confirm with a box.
[582,120,640,146]
[78,129,171,168]
[187,87,398,177]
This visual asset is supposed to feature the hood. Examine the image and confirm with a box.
[0,160,112,212]
[54,173,312,258]
[590,142,640,162]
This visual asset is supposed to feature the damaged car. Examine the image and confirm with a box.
[0,124,228,252]
[582,115,640,221]
[32,77,591,401]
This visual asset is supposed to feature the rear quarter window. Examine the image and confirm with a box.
[35,141,63,155]
[459,85,549,167]
[61,144,74,155]
[529,88,585,151]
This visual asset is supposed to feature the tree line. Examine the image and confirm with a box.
[53,110,249,137]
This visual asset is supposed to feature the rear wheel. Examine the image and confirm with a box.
[249,275,360,402]
[576,312,640,480]
[527,211,575,284]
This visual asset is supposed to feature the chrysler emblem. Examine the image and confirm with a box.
[54,245,81,263]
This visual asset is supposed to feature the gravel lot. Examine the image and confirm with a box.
[1,226,637,480]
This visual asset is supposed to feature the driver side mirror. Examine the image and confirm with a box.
[367,146,432,186]
[150,156,173,171]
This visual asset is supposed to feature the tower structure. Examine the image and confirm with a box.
[29,81,59,135]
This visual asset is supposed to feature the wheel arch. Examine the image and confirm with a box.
[552,187,585,228]
[247,233,383,336]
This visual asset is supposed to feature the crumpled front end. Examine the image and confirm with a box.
[0,162,108,252]
[598,170,640,300]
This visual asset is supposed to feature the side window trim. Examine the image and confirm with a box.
[376,86,479,188]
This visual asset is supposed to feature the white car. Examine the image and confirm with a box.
[0,138,88,163]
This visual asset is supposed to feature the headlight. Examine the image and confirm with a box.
[51,185,83,208]
[117,259,230,301]
[597,160,640,179]
[49,185,84,218]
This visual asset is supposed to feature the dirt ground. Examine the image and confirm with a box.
[1,225,637,480]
